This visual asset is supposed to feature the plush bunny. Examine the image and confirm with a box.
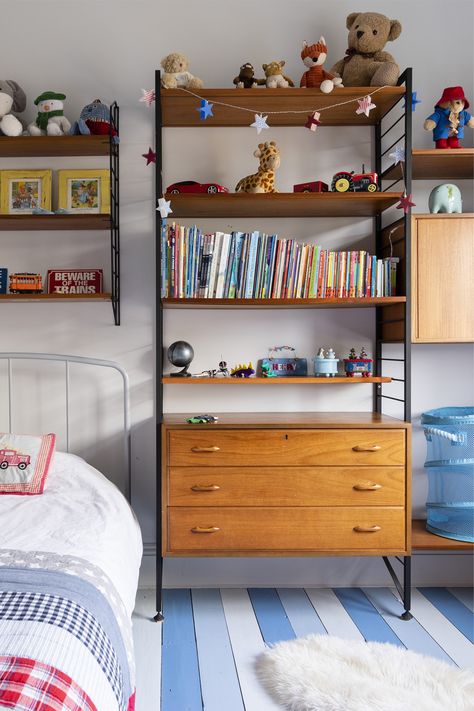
[0,80,27,136]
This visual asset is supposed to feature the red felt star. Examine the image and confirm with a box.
[305,111,321,131]
[396,192,416,214]
[142,147,156,165]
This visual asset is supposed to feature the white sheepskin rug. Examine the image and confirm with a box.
[256,634,474,711]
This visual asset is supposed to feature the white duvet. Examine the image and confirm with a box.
[0,451,142,618]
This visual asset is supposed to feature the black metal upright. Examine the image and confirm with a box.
[154,71,164,622]
[109,102,120,326]
[375,67,413,619]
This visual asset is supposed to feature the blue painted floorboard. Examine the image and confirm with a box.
[335,588,403,646]
[248,588,296,645]
[277,588,327,637]
[161,589,203,711]
[419,588,474,644]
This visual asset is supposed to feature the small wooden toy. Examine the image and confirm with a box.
[314,347,339,377]
[9,273,42,294]
[343,347,373,377]
[293,181,328,193]
[230,362,255,378]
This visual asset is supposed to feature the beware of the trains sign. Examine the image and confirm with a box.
[47,269,103,294]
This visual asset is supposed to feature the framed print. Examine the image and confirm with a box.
[0,170,52,214]
[58,169,110,214]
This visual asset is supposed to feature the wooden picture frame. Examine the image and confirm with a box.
[58,169,110,214]
[0,170,52,214]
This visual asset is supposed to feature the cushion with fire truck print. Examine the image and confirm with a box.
[0,433,56,494]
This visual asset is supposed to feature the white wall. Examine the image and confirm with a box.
[1,0,473,586]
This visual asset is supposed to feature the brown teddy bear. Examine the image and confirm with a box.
[160,52,203,89]
[260,61,295,88]
[330,12,402,87]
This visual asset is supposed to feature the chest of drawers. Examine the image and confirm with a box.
[162,412,411,557]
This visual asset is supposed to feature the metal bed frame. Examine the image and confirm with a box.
[0,353,131,501]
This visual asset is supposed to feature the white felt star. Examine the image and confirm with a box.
[139,89,156,107]
[251,113,270,134]
[389,146,405,165]
[157,197,173,219]
[356,95,377,117]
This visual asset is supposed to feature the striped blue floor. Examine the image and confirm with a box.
[134,587,474,711]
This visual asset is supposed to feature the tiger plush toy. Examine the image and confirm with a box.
[300,38,343,93]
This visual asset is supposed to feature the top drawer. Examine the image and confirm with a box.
[168,429,406,467]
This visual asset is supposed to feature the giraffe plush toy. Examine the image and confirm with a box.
[235,141,281,193]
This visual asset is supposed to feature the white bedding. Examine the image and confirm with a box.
[0,451,142,618]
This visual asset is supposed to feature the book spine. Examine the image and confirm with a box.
[216,234,231,298]
[230,232,243,299]
[245,232,259,298]
[223,234,235,297]
[271,238,282,298]
[276,239,287,298]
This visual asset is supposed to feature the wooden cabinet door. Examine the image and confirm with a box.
[412,214,474,342]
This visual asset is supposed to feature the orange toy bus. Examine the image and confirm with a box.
[9,273,43,294]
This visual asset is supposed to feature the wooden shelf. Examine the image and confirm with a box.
[0,135,111,157]
[162,411,409,428]
[162,297,406,309]
[162,376,391,385]
[165,192,401,218]
[383,148,474,181]
[161,87,405,127]
[0,214,111,231]
[412,519,474,550]
[0,293,112,301]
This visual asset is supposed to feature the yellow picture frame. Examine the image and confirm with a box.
[57,169,110,215]
[0,170,52,215]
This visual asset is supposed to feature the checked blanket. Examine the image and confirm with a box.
[0,560,135,711]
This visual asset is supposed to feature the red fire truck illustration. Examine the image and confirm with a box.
[0,448,31,470]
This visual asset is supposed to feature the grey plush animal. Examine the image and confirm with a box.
[0,80,27,136]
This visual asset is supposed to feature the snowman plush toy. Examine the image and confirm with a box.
[27,91,71,136]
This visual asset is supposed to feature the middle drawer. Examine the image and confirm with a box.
[168,466,405,506]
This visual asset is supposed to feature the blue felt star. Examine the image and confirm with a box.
[197,99,213,120]
[403,91,421,111]
[389,145,405,165]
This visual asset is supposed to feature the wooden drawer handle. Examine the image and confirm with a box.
[191,484,221,492]
[353,482,382,491]
[352,444,381,452]
[191,526,220,534]
[191,446,220,453]
[353,525,381,533]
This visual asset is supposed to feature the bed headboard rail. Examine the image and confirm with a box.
[0,353,131,501]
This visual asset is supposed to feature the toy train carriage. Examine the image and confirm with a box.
[9,273,43,294]
[343,357,373,377]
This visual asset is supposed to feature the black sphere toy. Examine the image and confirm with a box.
[167,341,194,377]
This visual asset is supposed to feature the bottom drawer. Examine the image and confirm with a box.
[167,506,406,554]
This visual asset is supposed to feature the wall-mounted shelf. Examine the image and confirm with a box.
[383,148,474,181]
[165,192,401,218]
[0,293,112,301]
[412,520,474,550]
[162,376,391,384]
[0,214,111,231]
[161,86,405,127]
[162,297,406,309]
[0,135,111,157]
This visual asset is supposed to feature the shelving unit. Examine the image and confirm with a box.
[412,520,474,550]
[383,147,474,181]
[155,70,414,621]
[0,109,121,324]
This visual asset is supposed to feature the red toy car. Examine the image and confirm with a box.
[293,181,329,193]
[166,180,229,195]
[331,166,378,193]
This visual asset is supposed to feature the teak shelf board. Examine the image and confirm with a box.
[162,376,391,384]
[383,148,474,181]
[0,293,112,301]
[412,519,474,550]
[161,86,405,127]
[164,192,401,218]
[162,297,406,309]
[0,135,111,157]
[162,411,410,428]
[0,214,111,231]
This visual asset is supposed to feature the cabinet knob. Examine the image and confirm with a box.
[353,482,382,491]
[191,484,221,492]
[353,525,381,533]
[191,446,220,453]
[191,526,220,533]
[352,444,381,452]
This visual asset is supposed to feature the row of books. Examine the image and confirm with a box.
[161,223,399,300]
